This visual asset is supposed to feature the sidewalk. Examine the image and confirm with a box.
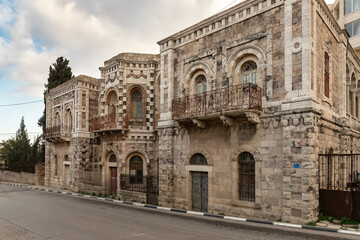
[1,181,360,238]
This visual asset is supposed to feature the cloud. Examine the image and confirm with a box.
[0,0,227,98]
[0,0,336,98]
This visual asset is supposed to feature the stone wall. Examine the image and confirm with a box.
[0,164,45,185]
[0,170,35,185]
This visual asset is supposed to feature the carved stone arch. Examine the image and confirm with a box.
[226,44,266,76]
[183,62,212,95]
[105,87,120,105]
[184,61,212,82]
[123,149,150,164]
[226,45,266,88]
[123,150,149,176]
[53,109,62,126]
[186,149,213,166]
[104,145,122,168]
[231,144,260,162]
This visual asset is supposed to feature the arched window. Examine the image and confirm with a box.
[106,91,117,115]
[54,155,58,176]
[241,61,257,85]
[109,154,117,163]
[324,52,330,98]
[129,155,143,184]
[238,152,255,202]
[54,112,60,126]
[190,153,208,165]
[65,110,72,131]
[195,75,207,94]
[131,89,143,119]
[65,155,69,162]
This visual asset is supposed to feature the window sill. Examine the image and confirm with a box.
[231,199,258,208]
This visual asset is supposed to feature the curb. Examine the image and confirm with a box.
[1,181,360,237]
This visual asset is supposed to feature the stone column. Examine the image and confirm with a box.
[282,112,319,224]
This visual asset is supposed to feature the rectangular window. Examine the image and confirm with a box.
[354,20,360,36]
[345,0,360,14]
[345,19,360,37]
[251,72,257,84]
[354,0,360,12]
[346,0,352,14]
[346,22,353,36]
[243,74,249,84]
[324,52,330,98]
[137,102,142,118]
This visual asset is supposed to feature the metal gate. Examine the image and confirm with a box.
[192,172,208,212]
[146,176,158,205]
[319,154,360,220]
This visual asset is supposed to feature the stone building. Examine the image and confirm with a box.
[329,0,360,55]
[45,0,360,223]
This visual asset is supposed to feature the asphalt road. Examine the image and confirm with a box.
[0,184,358,240]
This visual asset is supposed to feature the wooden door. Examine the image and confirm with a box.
[110,167,117,196]
[65,165,70,187]
[192,172,208,212]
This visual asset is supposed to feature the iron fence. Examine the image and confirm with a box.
[120,175,158,194]
[0,163,35,173]
[172,83,262,119]
[319,153,360,191]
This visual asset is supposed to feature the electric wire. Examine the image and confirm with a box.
[0,100,43,107]
[219,0,243,12]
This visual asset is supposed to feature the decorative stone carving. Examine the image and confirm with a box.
[220,115,235,126]
[245,111,260,124]
[126,72,147,79]
[192,119,206,128]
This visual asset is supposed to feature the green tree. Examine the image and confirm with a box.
[0,117,44,164]
[14,117,31,163]
[38,57,74,128]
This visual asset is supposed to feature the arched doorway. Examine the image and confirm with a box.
[190,153,208,212]
[108,153,117,196]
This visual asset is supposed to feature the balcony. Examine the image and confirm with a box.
[90,113,128,133]
[172,83,262,126]
[44,126,71,142]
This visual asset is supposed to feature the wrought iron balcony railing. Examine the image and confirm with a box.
[44,126,72,140]
[90,113,128,132]
[172,83,262,120]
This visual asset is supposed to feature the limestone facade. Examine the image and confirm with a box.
[45,0,360,223]
[329,0,360,55]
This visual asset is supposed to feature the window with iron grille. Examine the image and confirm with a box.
[324,52,330,98]
[109,154,117,163]
[242,61,257,85]
[130,156,143,184]
[131,89,143,119]
[195,75,207,94]
[190,153,208,165]
[238,152,255,202]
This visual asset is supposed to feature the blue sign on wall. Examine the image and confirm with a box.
[293,163,300,169]
[164,161,167,165]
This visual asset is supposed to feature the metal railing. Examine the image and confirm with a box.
[90,113,128,132]
[0,163,35,173]
[319,153,360,191]
[44,126,72,139]
[172,83,262,119]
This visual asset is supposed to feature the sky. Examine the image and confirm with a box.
[0,0,335,142]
